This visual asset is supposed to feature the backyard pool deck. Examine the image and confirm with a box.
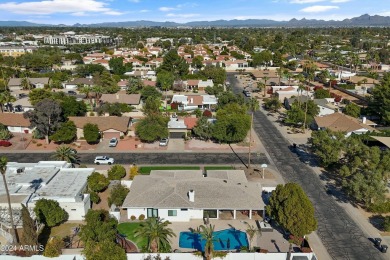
[169,219,291,253]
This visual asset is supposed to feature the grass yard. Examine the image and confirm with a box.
[117,223,147,250]
[139,166,201,175]
[204,166,235,171]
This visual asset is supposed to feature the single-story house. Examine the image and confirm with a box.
[273,86,312,101]
[285,97,335,117]
[312,113,376,137]
[0,113,33,133]
[122,170,265,222]
[171,95,218,111]
[12,98,34,112]
[99,93,142,109]
[168,117,187,139]
[69,116,130,140]
[63,78,94,90]
[8,78,50,91]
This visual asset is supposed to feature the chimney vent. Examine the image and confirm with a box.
[188,190,195,202]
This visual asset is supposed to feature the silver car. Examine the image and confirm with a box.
[109,138,118,147]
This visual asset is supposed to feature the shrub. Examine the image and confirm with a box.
[89,112,95,116]
[108,165,126,180]
[120,135,124,139]
[0,140,12,147]
[139,214,145,220]
[36,143,42,147]
[83,123,100,144]
[32,140,37,144]
[108,184,129,207]
[89,191,100,204]
[384,216,390,232]
[87,172,109,192]
[43,237,64,257]
[0,129,12,140]
[202,110,212,118]
[129,165,138,180]
[78,164,87,168]
[367,200,390,214]
[130,215,136,221]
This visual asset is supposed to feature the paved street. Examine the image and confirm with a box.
[1,152,269,166]
[227,73,385,260]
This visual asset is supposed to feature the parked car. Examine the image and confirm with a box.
[67,90,77,95]
[0,140,12,147]
[244,91,251,97]
[94,156,115,165]
[159,138,169,146]
[109,137,118,147]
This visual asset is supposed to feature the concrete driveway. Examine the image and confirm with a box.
[167,139,185,151]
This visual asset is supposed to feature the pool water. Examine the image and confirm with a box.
[179,228,249,251]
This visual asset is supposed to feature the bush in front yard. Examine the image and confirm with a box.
[139,214,145,221]
[130,215,136,221]
[108,165,126,180]
[89,191,100,204]
[202,110,212,118]
[83,123,100,144]
[384,216,390,232]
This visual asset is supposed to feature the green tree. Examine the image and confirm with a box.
[310,129,345,167]
[384,216,390,232]
[58,96,87,117]
[126,77,144,94]
[0,156,17,243]
[314,88,331,99]
[134,217,176,253]
[83,123,100,144]
[87,172,109,192]
[285,102,305,127]
[264,97,282,112]
[199,224,215,260]
[109,57,126,75]
[157,70,175,92]
[25,98,63,144]
[28,89,53,106]
[83,240,126,260]
[76,64,105,77]
[141,86,162,101]
[34,199,68,227]
[21,204,38,256]
[159,49,189,77]
[212,103,250,143]
[200,65,226,85]
[107,165,126,180]
[136,114,169,142]
[243,221,261,252]
[0,91,16,113]
[43,237,64,257]
[217,91,244,109]
[193,117,213,141]
[344,102,361,118]
[50,121,77,144]
[108,184,129,207]
[52,145,79,166]
[266,183,317,241]
[143,97,162,116]
[369,72,390,124]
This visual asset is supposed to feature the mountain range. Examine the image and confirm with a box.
[1,14,390,28]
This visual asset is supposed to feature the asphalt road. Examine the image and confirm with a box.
[1,152,269,166]
[227,73,384,260]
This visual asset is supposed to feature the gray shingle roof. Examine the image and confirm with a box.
[123,170,264,210]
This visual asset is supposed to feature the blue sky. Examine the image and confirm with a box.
[0,0,389,25]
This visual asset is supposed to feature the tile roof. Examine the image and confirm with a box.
[314,113,376,133]
[69,116,130,132]
[183,117,198,130]
[100,94,141,105]
[0,113,30,127]
[122,170,264,210]
[187,80,199,86]
[187,95,203,106]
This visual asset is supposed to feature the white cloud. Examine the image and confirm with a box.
[159,7,177,12]
[166,13,199,18]
[331,0,350,2]
[129,0,140,2]
[290,0,324,4]
[139,9,150,13]
[0,0,123,15]
[300,5,339,12]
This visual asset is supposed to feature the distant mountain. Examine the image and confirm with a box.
[1,14,390,28]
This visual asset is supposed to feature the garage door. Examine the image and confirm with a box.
[169,132,185,139]
[103,131,121,140]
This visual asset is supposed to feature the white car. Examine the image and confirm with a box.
[159,138,169,146]
[94,156,115,165]
[109,138,118,147]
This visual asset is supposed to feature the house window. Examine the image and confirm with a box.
[147,208,158,218]
[168,210,177,217]
[181,209,188,211]
[203,210,218,219]
[71,209,76,211]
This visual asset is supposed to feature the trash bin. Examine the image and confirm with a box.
[375,238,382,247]
[381,245,388,253]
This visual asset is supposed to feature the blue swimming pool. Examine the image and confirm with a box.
[179,228,248,251]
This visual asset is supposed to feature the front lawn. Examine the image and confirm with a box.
[139,166,201,175]
[117,222,147,250]
[204,166,235,171]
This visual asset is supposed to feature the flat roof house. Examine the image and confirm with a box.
[122,170,265,222]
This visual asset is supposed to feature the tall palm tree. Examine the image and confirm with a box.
[78,85,93,107]
[52,145,79,167]
[199,224,215,260]
[262,76,269,97]
[247,97,260,169]
[134,217,176,253]
[0,156,18,244]
[92,85,104,106]
[0,91,16,113]
[243,221,261,251]
[276,67,284,85]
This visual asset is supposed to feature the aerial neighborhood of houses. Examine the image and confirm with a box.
[0,24,390,260]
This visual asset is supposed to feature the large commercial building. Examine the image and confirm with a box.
[44,31,112,45]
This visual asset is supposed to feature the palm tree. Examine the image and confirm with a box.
[243,221,261,251]
[134,217,176,253]
[0,156,18,244]
[78,85,93,107]
[0,91,16,113]
[257,82,265,93]
[199,224,215,260]
[276,67,284,85]
[262,76,269,97]
[52,145,79,167]
[92,85,103,106]
[21,77,29,90]
[247,97,260,169]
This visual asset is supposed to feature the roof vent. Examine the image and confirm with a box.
[223,180,227,183]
